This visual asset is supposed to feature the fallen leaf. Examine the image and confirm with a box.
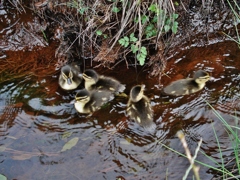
[0,174,7,180]
[61,137,79,152]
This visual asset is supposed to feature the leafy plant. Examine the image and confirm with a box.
[119,33,147,66]
[147,4,178,35]
[160,103,240,179]
[137,47,147,66]
[112,6,121,13]
[96,30,108,38]
[223,0,240,47]
[118,36,129,48]
[67,0,88,15]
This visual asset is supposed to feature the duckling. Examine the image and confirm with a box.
[82,69,125,94]
[74,88,114,114]
[163,70,210,96]
[127,85,156,130]
[58,64,82,90]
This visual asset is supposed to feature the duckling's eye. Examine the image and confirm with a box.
[75,96,85,101]
[83,74,91,80]
[75,97,81,101]
[62,73,68,79]
[200,76,210,81]
[69,70,73,78]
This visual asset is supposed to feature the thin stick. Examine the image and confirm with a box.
[177,131,201,180]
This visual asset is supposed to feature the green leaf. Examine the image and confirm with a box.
[172,21,178,34]
[152,16,158,23]
[124,36,129,42]
[165,18,171,25]
[164,24,170,32]
[103,34,108,38]
[145,24,157,38]
[140,47,147,55]
[79,7,88,15]
[136,47,147,66]
[172,13,179,20]
[137,54,145,66]
[141,15,148,24]
[130,33,137,42]
[61,137,79,152]
[0,174,7,180]
[112,6,120,13]
[118,38,125,46]
[96,30,102,36]
[131,44,138,53]
[174,1,179,6]
[148,4,157,13]
[118,37,129,47]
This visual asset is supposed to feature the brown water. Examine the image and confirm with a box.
[0,2,240,180]
[0,42,239,180]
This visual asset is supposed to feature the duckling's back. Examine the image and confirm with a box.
[127,96,155,130]
[83,90,114,113]
[163,79,199,96]
[96,76,125,93]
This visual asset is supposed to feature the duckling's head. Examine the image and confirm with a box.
[61,65,74,85]
[75,89,91,103]
[83,69,99,83]
[193,70,210,84]
[129,85,145,102]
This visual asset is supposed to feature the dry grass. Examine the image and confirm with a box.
[5,0,229,79]
[30,0,177,76]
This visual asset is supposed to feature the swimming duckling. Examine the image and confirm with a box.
[163,70,210,96]
[82,69,125,94]
[127,85,156,130]
[58,64,82,90]
[74,89,114,114]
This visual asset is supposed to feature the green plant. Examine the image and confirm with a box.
[160,102,240,179]
[119,33,147,66]
[223,0,240,46]
[67,0,88,15]
[206,102,240,178]
[41,29,48,43]
[64,0,178,72]
[96,30,108,38]
[148,4,178,35]
[117,3,178,66]
[112,6,121,13]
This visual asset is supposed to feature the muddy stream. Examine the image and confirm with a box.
[0,2,240,180]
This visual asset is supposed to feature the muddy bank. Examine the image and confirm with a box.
[0,1,239,80]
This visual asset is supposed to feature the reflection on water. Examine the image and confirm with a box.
[0,42,240,179]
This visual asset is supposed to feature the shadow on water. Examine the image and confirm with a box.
[0,40,239,180]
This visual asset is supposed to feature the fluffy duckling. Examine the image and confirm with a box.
[127,85,155,130]
[82,69,125,94]
[58,64,82,90]
[74,89,114,114]
[163,70,210,96]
